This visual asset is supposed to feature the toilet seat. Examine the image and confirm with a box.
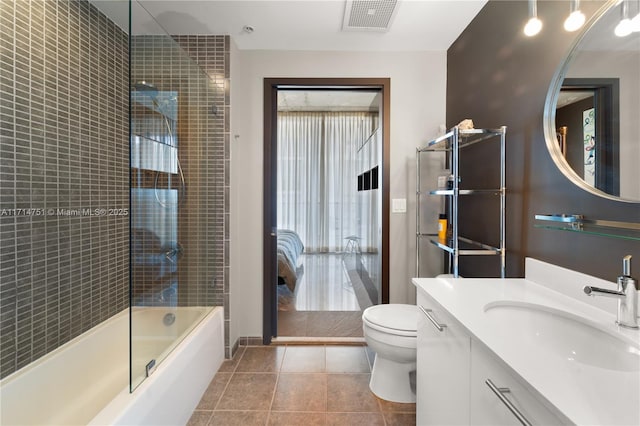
[362,304,418,337]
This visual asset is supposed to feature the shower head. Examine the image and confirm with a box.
[133,81,158,101]
[134,81,156,91]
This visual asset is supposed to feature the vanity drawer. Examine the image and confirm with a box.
[470,341,567,426]
[417,289,471,426]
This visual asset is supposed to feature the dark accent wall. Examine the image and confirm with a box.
[447,0,639,280]
[0,0,128,379]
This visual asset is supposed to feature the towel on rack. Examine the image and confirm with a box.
[457,119,474,130]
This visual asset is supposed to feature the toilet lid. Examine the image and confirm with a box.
[362,304,418,333]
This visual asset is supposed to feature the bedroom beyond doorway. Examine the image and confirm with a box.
[264,81,389,341]
[274,92,380,339]
[263,79,390,343]
[276,252,380,338]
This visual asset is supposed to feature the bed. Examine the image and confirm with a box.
[277,229,304,292]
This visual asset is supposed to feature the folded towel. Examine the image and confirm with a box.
[457,119,474,130]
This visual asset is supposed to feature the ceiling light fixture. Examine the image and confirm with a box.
[633,15,640,32]
[630,0,640,32]
[524,0,542,36]
[615,1,633,37]
[564,0,586,32]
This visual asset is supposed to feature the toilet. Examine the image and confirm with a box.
[362,304,419,403]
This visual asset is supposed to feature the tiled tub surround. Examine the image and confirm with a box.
[0,306,224,425]
[188,344,417,426]
[2,0,231,389]
[413,258,640,425]
[172,34,231,357]
[0,0,129,379]
[131,34,231,355]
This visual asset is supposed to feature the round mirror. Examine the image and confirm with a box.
[545,1,640,202]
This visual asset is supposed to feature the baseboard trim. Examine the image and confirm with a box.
[271,336,366,345]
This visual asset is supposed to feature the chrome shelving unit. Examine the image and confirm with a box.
[416,126,507,278]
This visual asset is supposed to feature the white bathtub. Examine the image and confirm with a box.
[0,306,224,426]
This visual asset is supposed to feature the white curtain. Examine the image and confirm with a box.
[277,111,375,253]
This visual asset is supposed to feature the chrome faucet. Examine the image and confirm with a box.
[583,255,638,329]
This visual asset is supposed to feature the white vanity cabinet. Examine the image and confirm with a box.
[416,286,568,426]
[416,289,471,425]
[414,273,640,426]
[469,342,568,426]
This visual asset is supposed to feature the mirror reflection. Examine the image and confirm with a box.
[551,2,640,201]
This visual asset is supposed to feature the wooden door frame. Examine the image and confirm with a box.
[263,77,391,344]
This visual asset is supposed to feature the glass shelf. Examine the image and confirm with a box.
[429,236,502,255]
[417,232,438,238]
[426,188,503,196]
[534,214,640,242]
[418,128,505,152]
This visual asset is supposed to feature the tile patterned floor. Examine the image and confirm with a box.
[188,345,416,426]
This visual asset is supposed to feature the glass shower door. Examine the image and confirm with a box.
[129,0,217,392]
[130,82,181,389]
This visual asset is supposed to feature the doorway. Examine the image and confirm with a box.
[556,78,620,195]
[263,78,390,343]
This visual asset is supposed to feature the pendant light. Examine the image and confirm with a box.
[631,0,640,32]
[524,0,542,36]
[564,0,586,32]
[615,1,633,37]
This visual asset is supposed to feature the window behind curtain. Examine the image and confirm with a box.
[277,111,376,253]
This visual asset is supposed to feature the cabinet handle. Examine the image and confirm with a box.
[418,305,447,332]
[485,379,532,426]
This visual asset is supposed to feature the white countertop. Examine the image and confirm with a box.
[413,276,640,426]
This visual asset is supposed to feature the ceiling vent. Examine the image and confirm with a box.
[342,0,400,32]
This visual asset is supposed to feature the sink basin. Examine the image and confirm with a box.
[484,301,640,372]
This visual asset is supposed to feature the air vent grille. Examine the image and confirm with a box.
[342,0,399,32]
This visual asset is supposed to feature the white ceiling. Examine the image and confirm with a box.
[556,91,593,109]
[92,0,488,51]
